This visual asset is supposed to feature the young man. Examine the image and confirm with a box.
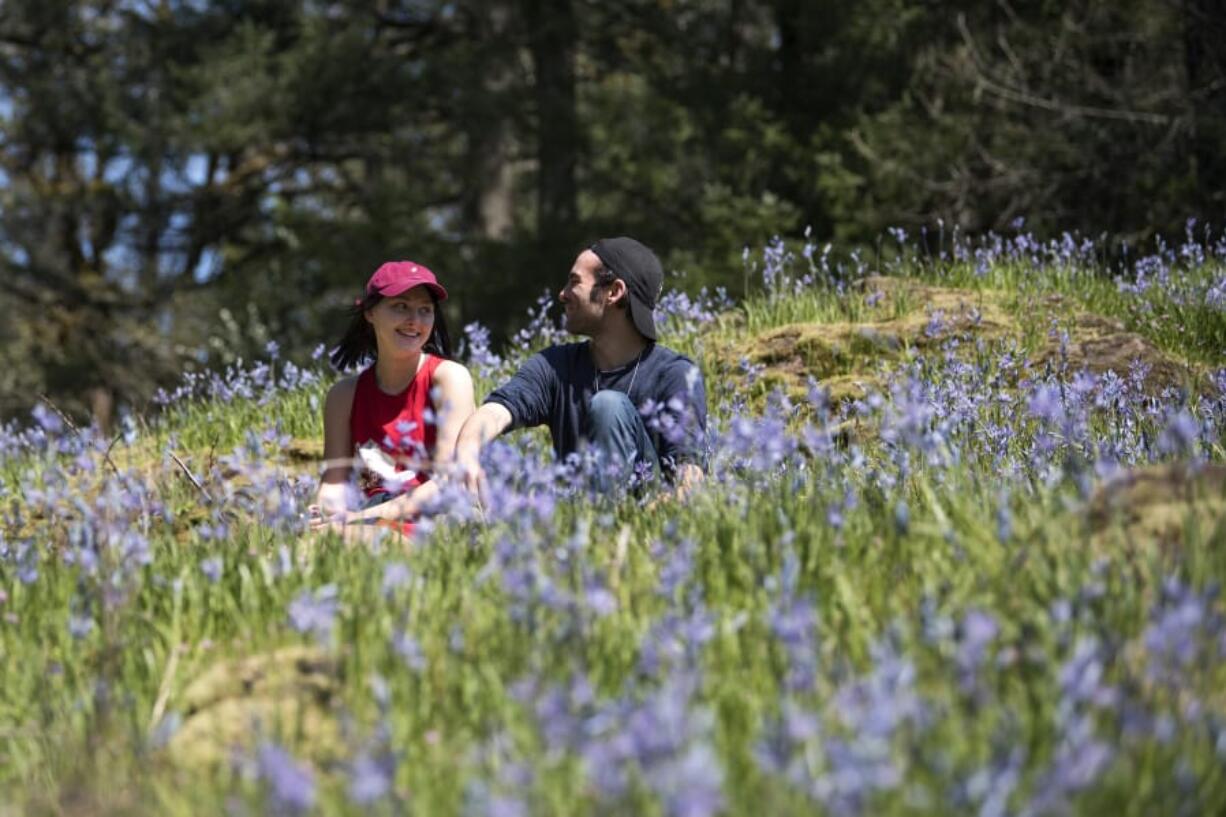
[455,236,707,499]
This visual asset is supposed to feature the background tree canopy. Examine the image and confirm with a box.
[1,0,1223,423]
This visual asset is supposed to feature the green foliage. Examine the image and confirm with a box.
[920,258,1226,367]
[2,255,1225,814]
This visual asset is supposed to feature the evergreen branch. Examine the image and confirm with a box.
[956,14,1175,126]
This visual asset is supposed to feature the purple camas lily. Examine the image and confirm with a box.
[347,751,395,805]
[381,562,412,598]
[1143,578,1222,686]
[756,638,927,817]
[288,585,339,644]
[1021,715,1114,817]
[510,290,568,351]
[602,673,723,815]
[460,322,503,379]
[200,557,223,584]
[391,631,426,672]
[1158,408,1201,457]
[256,743,315,815]
[654,287,728,337]
[956,609,999,697]
[1027,383,1066,426]
[767,550,820,693]
[5,225,1226,814]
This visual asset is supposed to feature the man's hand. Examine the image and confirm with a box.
[452,403,513,507]
[672,463,704,503]
[644,463,704,511]
[450,450,484,496]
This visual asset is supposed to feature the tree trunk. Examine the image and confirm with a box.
[460,6,517,241]
[524,0,579,264]
[1184,0,1226,202]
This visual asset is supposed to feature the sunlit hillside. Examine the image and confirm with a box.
[2,231,1225,817]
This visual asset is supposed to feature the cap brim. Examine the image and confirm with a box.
[628,296,657,341]
[377,281,448,301]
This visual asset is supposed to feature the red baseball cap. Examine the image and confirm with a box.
[366,261,448,301]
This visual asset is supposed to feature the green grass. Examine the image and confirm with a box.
[921,258,1226,366]
[2,259,1225,816]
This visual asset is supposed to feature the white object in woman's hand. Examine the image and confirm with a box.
[357,445,414,492]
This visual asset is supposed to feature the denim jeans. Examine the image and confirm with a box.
[585,390,659,489]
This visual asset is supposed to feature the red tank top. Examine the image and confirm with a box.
[349,355,444,497]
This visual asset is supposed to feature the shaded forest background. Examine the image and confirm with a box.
[1,0,1224,424]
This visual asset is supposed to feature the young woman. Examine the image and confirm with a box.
[309,260,475,543]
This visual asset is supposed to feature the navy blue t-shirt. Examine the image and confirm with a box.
[485,342,707,478]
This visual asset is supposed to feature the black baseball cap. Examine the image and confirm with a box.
[589,236,663,341]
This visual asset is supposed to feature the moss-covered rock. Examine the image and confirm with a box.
[165,645,343,769]
[1087,463,1226,554]
[743,278,1014,401]
[285,437,324,475]
[739,277,1203,406]
[1033,327,1198,394]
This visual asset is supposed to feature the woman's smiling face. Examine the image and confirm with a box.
[365,285,436,358]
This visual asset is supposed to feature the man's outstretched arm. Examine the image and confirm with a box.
[453,402,514,496]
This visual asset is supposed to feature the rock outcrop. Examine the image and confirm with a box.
[1087,463,1226,554]
[741,276,1202,405]
[164,645,342,768]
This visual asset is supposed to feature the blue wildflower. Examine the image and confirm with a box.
[201,557,223,584]
[348,752,394,805]
[288,585,339,643]
[257,743,315,815]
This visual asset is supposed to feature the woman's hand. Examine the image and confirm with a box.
[316,481,353,515]
[308,504,351,532]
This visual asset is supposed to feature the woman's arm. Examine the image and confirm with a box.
[316,377,358,514]
[344,480,441,522]
[428,360,476,470]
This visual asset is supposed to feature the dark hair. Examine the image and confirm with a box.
[329,288,452,371]
[589,260,624,307]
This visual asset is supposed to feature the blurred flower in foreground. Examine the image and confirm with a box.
[288,585,339,644]
[256,743,315,815]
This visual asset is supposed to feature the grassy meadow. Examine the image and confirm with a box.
[2,230,1225,816]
